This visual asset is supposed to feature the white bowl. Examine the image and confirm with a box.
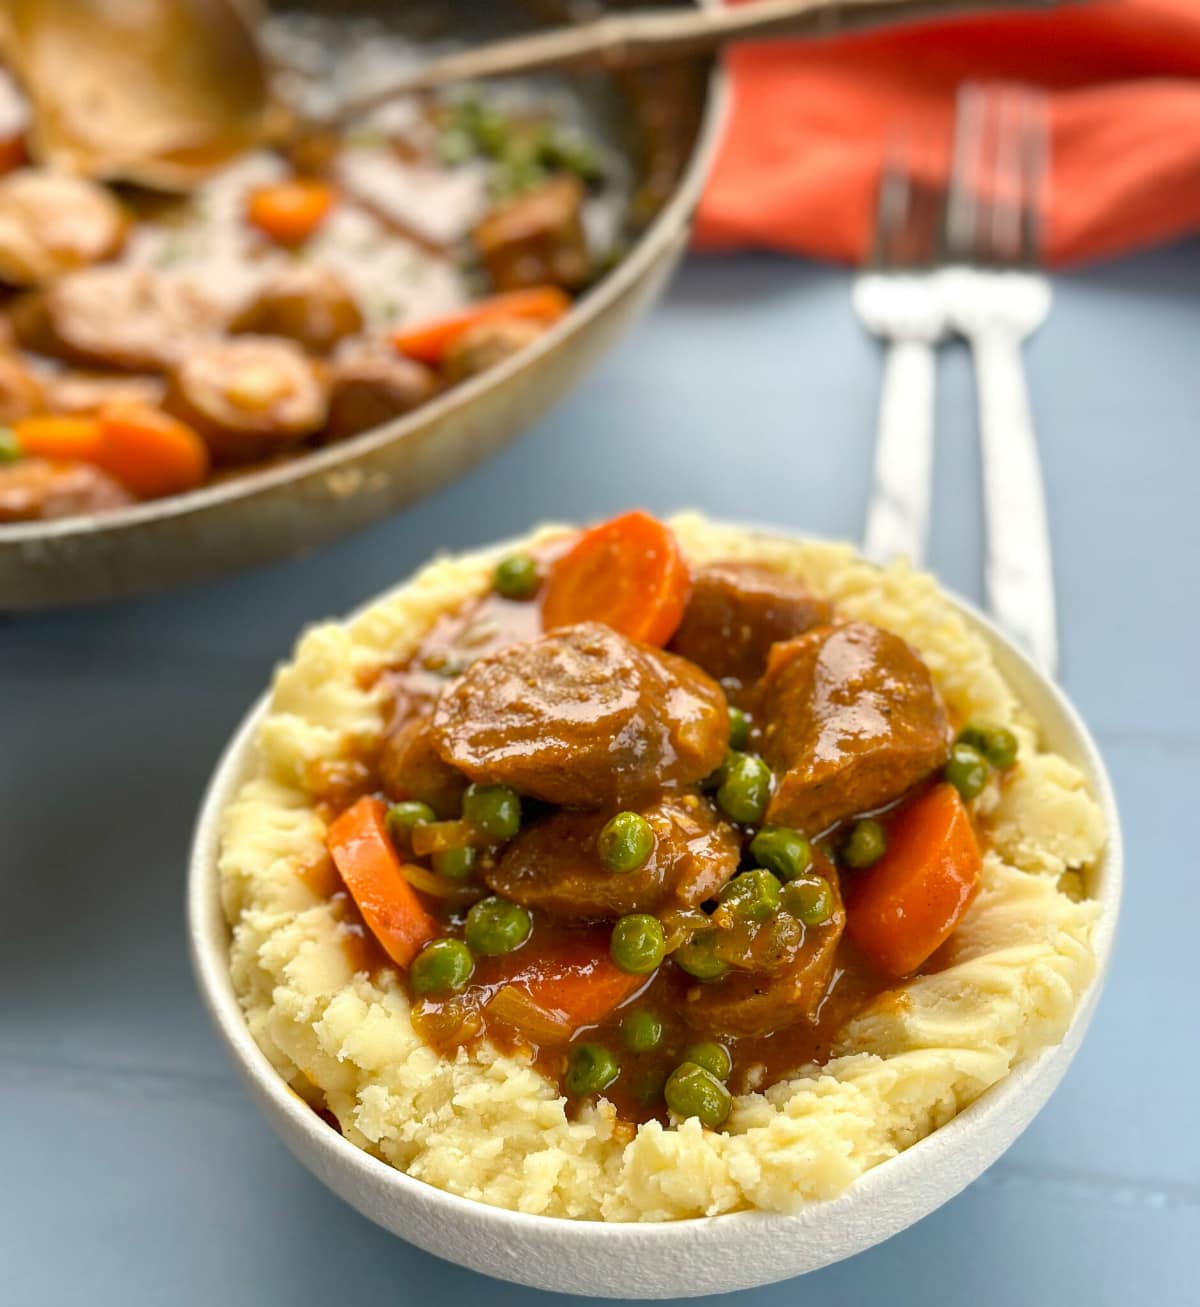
[188,562,1122,1299]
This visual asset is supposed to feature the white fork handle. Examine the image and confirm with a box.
[970,326,1058,676]
[863,337,936,567]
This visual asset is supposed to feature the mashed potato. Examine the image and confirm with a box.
[219,515,1106,1220]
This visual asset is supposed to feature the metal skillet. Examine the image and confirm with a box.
[0,0,724,609]
[0,0,1047,608]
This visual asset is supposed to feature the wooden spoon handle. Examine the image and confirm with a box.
[327,0,1057,128]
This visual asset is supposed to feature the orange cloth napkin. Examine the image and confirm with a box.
[694,0,1200,265]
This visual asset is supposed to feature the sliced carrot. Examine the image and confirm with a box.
[326,796,439,969]
[497,927,645,1029]
[541,510,691,646]
[845,783,983,978]
[246,179,337,246]
[12,416,106,464]
[96,403,210,498]
[391,286,571,365]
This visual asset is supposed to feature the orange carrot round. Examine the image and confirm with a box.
[96,403,210,498]
[246,178,337,246]
[12,415,106,464]
[326,797,439,970]
[845,783,982,978]
[541,510,691,647]
[391,286,571,365]
[500,928,645,1027]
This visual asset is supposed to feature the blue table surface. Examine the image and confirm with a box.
[3,243,1196,1307]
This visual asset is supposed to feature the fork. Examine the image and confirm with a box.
[942,83,1058,675]
[856,144,948,568]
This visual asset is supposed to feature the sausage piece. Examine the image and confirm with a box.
[472,176,590,292]
[683,874,845,1038]
[12,267,224,372]
[485,793,738,920]
[0,350,43,424]
[323,345,439,442]
[163,336,329,462]
[231,264,365,356]
[0,169,128,287]
[442,317,549,385]
[430,621,729,809]
[0,458,133,522]
[758,622,952,834]
[669,562,834,684]
[377,716,468,819]
[44,372,166,416]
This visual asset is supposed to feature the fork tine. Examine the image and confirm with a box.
[946,82,985,263]
[1019,87,1049,267]
[870,137,912,269]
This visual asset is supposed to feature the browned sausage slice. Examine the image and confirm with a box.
[485,793,738,920]
[669,562,834,684]
[442,317,549,385]
[0,458,133,522]
[683,873,845,1037]
[323,345,439,442]
[163,336,329,462]
[231,264,365,356]
[0,350,43,424]
[472,175,590,292]
[0,169,128,287]
[12,267,224,372]
[377,716,468,819]
[758,622,952,834]
[45,372,166,416]
[430,621,728,808]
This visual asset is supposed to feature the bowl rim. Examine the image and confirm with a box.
[187,522,1123,1241]
[0,3,730,549]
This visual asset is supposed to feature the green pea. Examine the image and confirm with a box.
[781,876,835,926]
[664,1062,732,1128]
[727,705,750,750]
[944,742,989,801]
[410,938,474,996]
[701,751,733,793]
[749,825,813,881]
[0,427,20,464]
[610,914,666,975]
[432,846,478,881]
[464,896,531,956]
[718,869,781,922]
[621,1010,664,1053]
[462,783,521,840]
[715,752,772,825]
[564,1043,620,1096]
[385,800,436,849]
[958,722,1019,771]
[673,934,729,982]
[493,552,541,600]
[842,819,887,869]
[682,1041,731,1081]
[598,811,655,874]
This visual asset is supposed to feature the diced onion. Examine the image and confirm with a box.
[485,984,573,1046]
[410,818,489,857]
[400,862,485,905]
[659,907,710,953]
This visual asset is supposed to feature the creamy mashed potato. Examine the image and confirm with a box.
[219,515,1106,1220]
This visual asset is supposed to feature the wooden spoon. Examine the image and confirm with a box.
[0,0,269,190]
